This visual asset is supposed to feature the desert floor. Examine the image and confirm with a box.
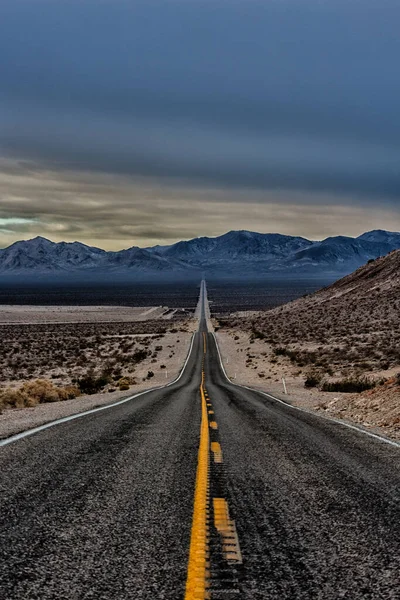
[0,307,196,439]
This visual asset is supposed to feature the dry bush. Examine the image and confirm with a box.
[118,377,131,391]
[320,377,378,393]
[304,371,323,388]
[0,379,80,411]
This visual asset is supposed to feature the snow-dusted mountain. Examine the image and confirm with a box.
[357,229,400,246]
[1,230,400,280]
[160,231,312,266]
[104,246,189,273]
[286,235,399,273]
[0,237,106,273]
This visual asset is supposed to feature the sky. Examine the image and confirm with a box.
[1,0,400,250]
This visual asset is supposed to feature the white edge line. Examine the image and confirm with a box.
[0,332,197,448]
[212,332,400,450]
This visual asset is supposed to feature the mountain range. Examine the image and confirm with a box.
[1,229,400,281]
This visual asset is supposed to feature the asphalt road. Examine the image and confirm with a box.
[1,281,399,599]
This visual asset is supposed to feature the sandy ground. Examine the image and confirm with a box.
[0,328,194,440]
[0,305,172,324]
[216,328,400,441]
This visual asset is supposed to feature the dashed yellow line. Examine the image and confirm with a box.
[211,442,223,464]
[184,380,210,599]
[213,498,242,564]
[209,421,218,430]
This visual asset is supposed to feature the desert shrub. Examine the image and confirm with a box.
[0,388,30,409]
[321,377,377,393]
[273,346,288,356]
[132,349,149,364]
[118,377,130,391]
[251,326,266,340]
[147,370,154,379]
[112,367,123,381]
[23,380,60,403]
[304,372,322,388]
[77,372,109,395]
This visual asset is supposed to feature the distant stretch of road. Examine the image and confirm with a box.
[1,281,399,599]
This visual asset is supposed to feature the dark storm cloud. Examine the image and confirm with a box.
[1,0,399,203]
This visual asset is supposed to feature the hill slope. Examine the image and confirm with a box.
[217,250,400,439]
[245,249,400,372]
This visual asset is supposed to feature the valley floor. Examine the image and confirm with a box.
[0,304,179,324]
[0,328,194,440]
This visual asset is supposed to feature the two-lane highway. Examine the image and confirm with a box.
[1,280,399,599]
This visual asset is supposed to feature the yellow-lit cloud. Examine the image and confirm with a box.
[1,159,399,250]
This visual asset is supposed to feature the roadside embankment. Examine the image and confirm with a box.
[216,329,400,442]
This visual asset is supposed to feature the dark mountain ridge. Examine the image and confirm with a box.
[0,229,399,280]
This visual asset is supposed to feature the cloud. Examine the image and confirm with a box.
[1,0,400,245]
[1,159,400,250]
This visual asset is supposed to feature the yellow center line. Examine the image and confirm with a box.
[184,349,210,599]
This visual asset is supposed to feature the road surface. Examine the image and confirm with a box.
[1,281,399,599]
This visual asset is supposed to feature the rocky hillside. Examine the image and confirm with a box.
[216,250,400,439]
[228,249,400,376]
